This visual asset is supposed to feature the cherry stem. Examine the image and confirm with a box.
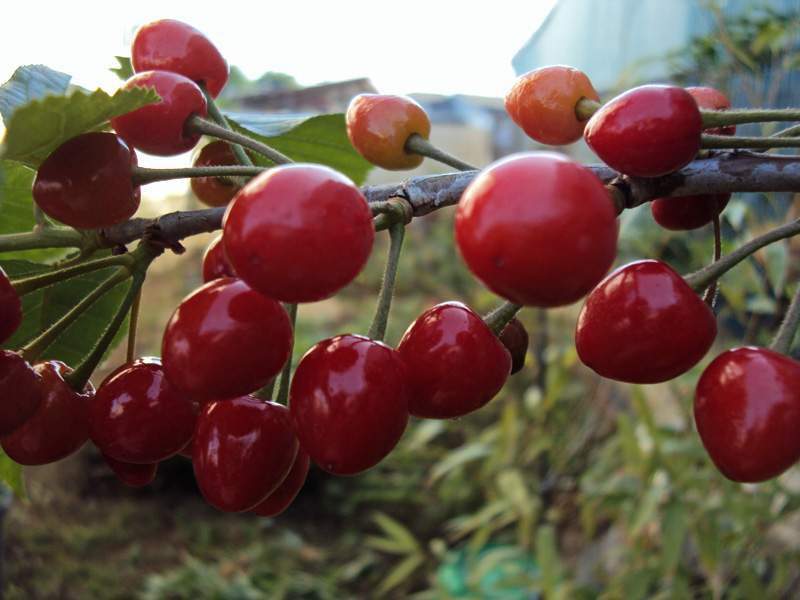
[200,84,255,168]
[770,283,800,356]
[19,267,131,365]
[63,242,162,391]
[368,200,409,342]
[700,107,800,129]
[126,288,142,364]
[702,213,723,307]
[404,133,478,172]
[685,218,800,292]
[0,227,85,254]
[275,303,298,406]
[575,97,601,122]
[701,134,800,150]
[131,164,265,187]
[11,252,135,296]
[185,114,292,165]
[483,301,523,337]
[372,196,414,231]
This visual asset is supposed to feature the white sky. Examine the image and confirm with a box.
[0,0,555,193]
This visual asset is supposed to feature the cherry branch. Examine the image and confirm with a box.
[93,151,800,249]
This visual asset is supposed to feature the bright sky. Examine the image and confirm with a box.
[0,0,555,193]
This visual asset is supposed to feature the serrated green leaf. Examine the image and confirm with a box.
[227,113,373,185]
[0,85,159,167]
[0,65,71,126]
[1,257,131,369]
[110,56,134,81]
[0,448,26,500]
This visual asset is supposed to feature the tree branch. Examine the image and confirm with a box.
[96,151,800,248]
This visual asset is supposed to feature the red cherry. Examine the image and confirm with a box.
[505,65,600,146]
[396,302,511,419]
[345,94,431,170]
[223,164,375,303]
[694,347,800,483]
[650,87,734,231]
[0,351,44,438]
[161,278,293,400]
[249,446,310,517]
[102,453,158,487]
[201,235,237,283]
[575,260,717,384]
[454,151,618,308]
[290,334,409,475]
[131,19,229,98]
[192,397,298,513]
[32,132,141,230]
[0,266,22,345]
[190,141,243,207]
[111,70,207,156]
[584,85,702,177]
[1,361,94,465]
[88,357,199,464]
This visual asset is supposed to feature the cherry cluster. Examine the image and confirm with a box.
[2,20,799,518]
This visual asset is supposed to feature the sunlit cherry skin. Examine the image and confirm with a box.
[201,235,237,283]
[454,151,618,308]
[102,453,159,487]
[397,302,511,419]
[694,347,800,483]
[575,260,717,384]
[193,397,298,513]
[131,19,229,98]
[0,266,22,345]
[650,87,734,230]
[0,360,94,465]
[345,94,431,170]
[584,85,702,177]
[290,334,410,476]
[161,278,293,401]
[32,132,141,230]
[223,164,375,303]
[111,70,207,156]
[499,317,529,375]
[505,65,600,146]
[88,357,199,464]
[249,446,310,517]
[0,351,44,438]
[190,141,242,207]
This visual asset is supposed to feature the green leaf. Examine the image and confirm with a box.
[0,160,74,263]
[110,56,134,81]
[227,113,373,185]
[375,553,424,597]
[0,85,159,167]
[368,512,421,554]
[0,65,71,126]
[1,258,131,368]
[660,502,688,573]
[0,448,26,500]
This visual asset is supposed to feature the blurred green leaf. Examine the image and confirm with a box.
[0,448,26,500]
[366,512,421,555]
[375,554,425,597]
[110,56,134,81]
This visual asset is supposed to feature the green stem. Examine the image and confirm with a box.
[575,97,601,122]
[771,124,800,138]
[770,283,800,355]
[701,134,800,150]
[484,301,523,336]
[685,219,800,292]
[63,244,161,391]
[127,288,142,363]
[0,228,85,254]
[19,267,131,365]
[131,164,266,187]
[275,303,298,406]
[404,133,478,172]
[11,252,135,296]
[368,218,406,343]
[200,84,255,168]
[702,213,722,307]
[701,108,800,129]
[185,114,292,165]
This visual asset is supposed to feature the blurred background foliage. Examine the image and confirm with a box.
[4,1,800,599]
